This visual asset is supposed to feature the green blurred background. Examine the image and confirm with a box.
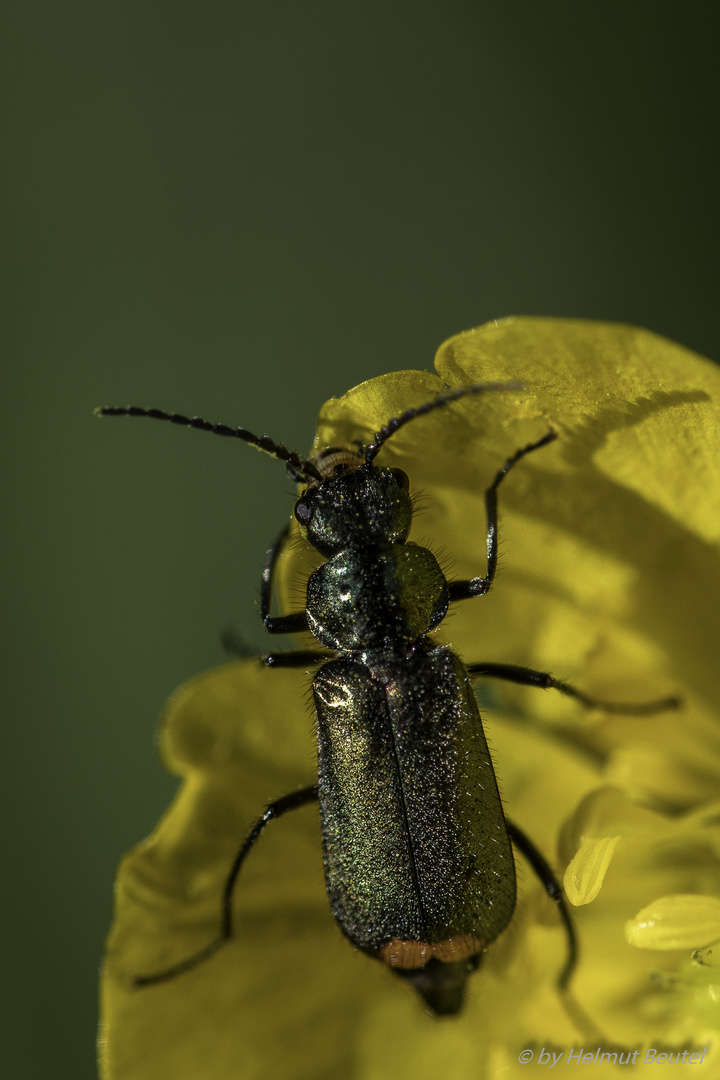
[2,3,719,1076]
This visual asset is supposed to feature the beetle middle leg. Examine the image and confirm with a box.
[468,662,680,714]
[133,784,319,987]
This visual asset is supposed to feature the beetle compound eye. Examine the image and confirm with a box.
[389,468,410,491]
[294,499,312,524]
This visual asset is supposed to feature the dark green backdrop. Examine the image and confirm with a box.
[2,3,719,1077]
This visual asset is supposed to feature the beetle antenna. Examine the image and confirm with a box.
[364,382,521,464]
[95,405,323,481]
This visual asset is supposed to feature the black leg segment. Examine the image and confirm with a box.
[261,522,310,635]
[506,819,577,990]
[467,661,681,714]
[263,649,330,668]
[447,431,557,603]
[133,784,319,987]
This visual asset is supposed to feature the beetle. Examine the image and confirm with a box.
[98,384,679,1016]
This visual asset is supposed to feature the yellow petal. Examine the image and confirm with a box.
[101,318,720,1077]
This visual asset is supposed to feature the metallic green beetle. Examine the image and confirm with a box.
[99,386,678,1015]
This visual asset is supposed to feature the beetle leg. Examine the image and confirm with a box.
[467,661,680,714]
[505,819,576,989]
[262,649,330,668]
[261,522,310,634]
[133,785,319,987]
[447,431,557,603]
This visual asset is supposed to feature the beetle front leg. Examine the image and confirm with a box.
[447,431,557,603]
[261,522,309,634]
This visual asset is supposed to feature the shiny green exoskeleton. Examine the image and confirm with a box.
[98,386,679,1016]
[316,649,515,1009]
[297,455,514,1013]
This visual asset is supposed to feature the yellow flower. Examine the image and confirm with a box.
[100,318,720,1079]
